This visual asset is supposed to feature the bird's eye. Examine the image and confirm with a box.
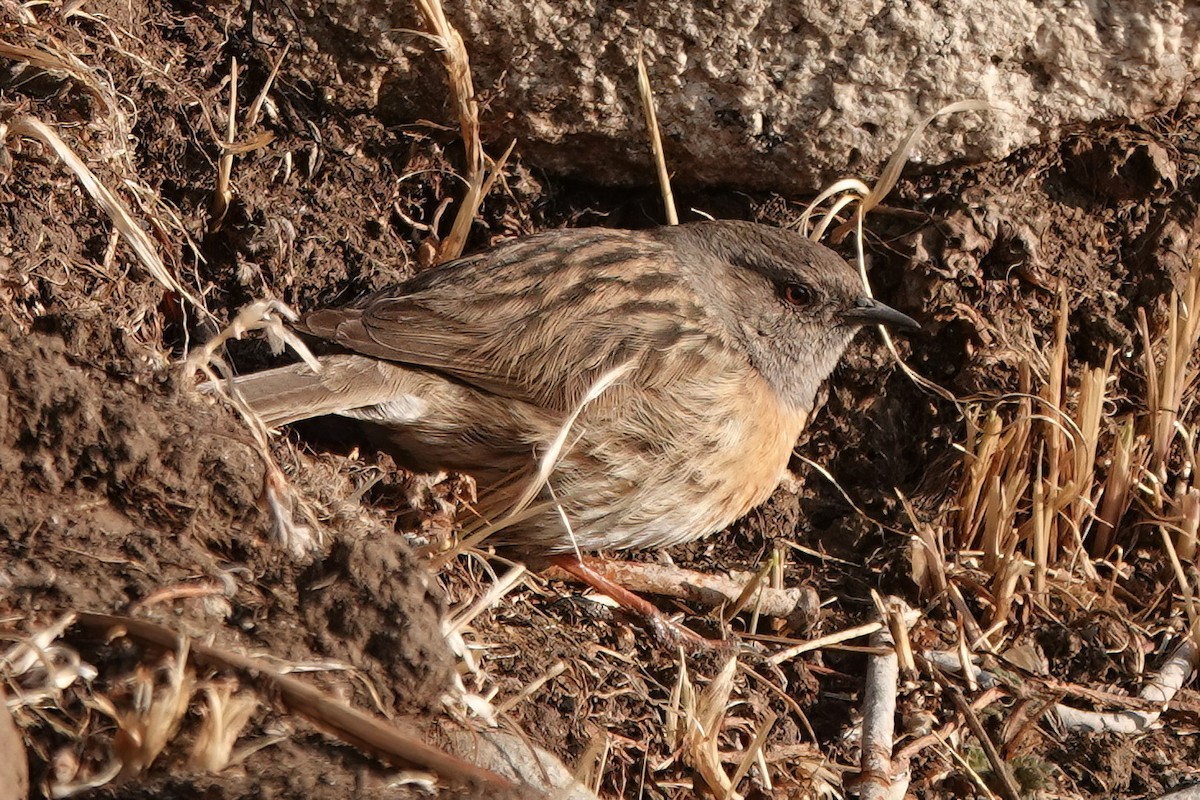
[782,283,814,307]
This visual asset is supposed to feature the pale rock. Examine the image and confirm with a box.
[292,0,1199,191]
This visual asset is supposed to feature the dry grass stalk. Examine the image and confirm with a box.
[636,47,678,225]
[494,661,566,716]
[726,710,777,798]
[664,648,691,747]
[412,0,479,178]
[798,100,1005,403]
[1136,259,1200,564]
[724,552,777,625]
[189,679,260,772]
[1179,487,1200,563]
[885,597,917,675]
[191,300,324,557]
[411,0,512,262]
[447,361,635,557]
[944,684,1021,800]
[539,558,814,620]
[767,619,893,666]
[445,564,527,636]
[680,656,741,799]
[209,56,239,231]
[902,490,947,600]
[570,732,614,797]
[955,411,1003,553]
[945,295,1124,628]
[4,116,205,313]
[1091,417,1141,557]
[208,49,284,233]
[0,38,117,126]
[89,639,196,779]
[75,613,519,790]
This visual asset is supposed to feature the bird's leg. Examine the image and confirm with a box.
[547,554,721,650]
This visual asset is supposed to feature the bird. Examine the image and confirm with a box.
[224,220,918,630]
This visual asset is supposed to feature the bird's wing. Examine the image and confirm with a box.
[303,229,716,412]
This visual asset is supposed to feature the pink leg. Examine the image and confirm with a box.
[547,554,723,650]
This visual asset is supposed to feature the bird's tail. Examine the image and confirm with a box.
[211,354,409,427]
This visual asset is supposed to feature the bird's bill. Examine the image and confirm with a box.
[841,297,920,332]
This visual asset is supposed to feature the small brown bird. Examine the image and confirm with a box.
[229,221,916,614]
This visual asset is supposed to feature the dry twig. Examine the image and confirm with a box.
[857,597,918,800]
[73,613,522,792]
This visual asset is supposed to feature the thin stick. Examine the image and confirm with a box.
[858,601,905,800]
[210,57,238,232]
[768,621,887,665]
[945,685,1022,800]
[1052,636,1199,733]
[543,559,816,620]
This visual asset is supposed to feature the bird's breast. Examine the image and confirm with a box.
[698,373,810,529]
[574,367,810,551]
[478,359,812,554]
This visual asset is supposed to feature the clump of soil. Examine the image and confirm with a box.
[0,312,459,795]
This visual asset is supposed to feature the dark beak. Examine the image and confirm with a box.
[841,296,921,332]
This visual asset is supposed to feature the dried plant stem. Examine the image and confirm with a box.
[685,656,741,799]
[767,623,876,664]
[209,56,238,232]
[5,116,204,313]
[446,564,527,635]
[926,636,1199,736]
[893,686,1007,764]
[945,685,1021,800]
[1052,636,1198,733]
[636,47,677,225]
[412,0,507,262]
[1179,488,1200,563]
[191,300,322,557]
[1092,417,1137,556]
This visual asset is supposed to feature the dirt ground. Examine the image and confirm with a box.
[3,2,1200,799]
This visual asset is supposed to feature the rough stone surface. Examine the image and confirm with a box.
[294,0,1199,191]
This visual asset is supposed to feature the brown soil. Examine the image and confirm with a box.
[3,2,1200,799]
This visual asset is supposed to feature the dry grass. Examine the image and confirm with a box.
[411,0,513,263]
[0,12,217,341]
[930,259,1200,634]
[636,46,678,226]
[3,116,205,314]
[207,50,283,233]
[878,257,1200,787]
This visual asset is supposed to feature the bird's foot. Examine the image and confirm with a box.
[547,554,732,654]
